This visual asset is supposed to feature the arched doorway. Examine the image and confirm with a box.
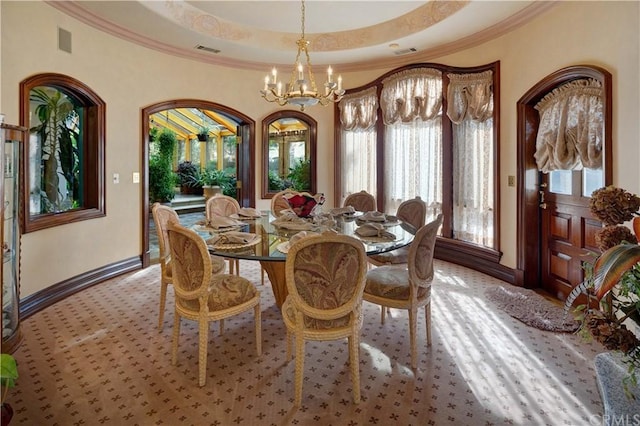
[141,99,255,268]
[515,65,612,299]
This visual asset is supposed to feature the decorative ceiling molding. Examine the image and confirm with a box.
[46,1,557,73]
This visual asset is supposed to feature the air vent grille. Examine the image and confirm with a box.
[195,45,221,54]
[394,47,417,56]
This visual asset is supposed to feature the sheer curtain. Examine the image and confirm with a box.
[447,70,494,247]
[380,68,443,218]
[534,78,603,172]
[338,87,378,204]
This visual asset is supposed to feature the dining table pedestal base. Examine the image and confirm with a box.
[260,261,287,309]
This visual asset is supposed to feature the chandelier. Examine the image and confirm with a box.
[260,0,344,111]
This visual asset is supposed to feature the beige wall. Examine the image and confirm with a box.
[1,1,638,297]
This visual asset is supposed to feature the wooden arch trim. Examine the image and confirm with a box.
[515,65,612,288]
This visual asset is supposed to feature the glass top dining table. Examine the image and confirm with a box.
[194,210,417,308]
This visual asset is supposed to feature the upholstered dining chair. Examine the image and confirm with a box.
[271,188,299,217]
[205,194,241,218]
[368,196,427,267]
[166,220,262,387]
[363,214,443,370]
[205,194,242,276]
[343,190,376,212]
[151,203,226,331]
[282,231,368,406]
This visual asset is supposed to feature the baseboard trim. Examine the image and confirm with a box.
[20,257,142,319]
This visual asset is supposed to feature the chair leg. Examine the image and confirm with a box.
[349,334,361,404]
[409,308,417,370]
[261,266,265,285]
[158,280,168,331]
[198,319,209,387]
[425,302,432,346]
[294,331,305,406]
[380,305,386,324]
[235,259,240,276]
[286,331,292,361]
[228,258,235,275]
[171,313,181,366]
[219,319,225,335]
[254,304,262,356]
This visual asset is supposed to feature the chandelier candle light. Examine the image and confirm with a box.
[260,0,344,111]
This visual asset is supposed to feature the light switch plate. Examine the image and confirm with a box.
[113,173,120,184]
[133,172,140,183]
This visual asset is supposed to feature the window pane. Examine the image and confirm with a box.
[583,167,603,197]
[549,170,572,195]
[340,129,377,204]
[29,86,83,214]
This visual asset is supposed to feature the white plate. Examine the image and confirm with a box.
[229,213,260,220]
[272,222,315,231]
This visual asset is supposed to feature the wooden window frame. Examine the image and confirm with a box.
[334,62,507,279]
[20,73,106,233]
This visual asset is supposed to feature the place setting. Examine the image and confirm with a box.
[206,231,261,250]
[193,216,247,232]
[355,211,400,227]
[229,207,264,220]
[354,222,398,243]
[275,230,320,254]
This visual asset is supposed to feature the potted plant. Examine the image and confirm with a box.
[196,125,210,142]
[565,186,640,398]
[176,161,203,195]
[1,353,18,425]
[201,168,225,199]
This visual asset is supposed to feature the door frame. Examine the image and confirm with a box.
[140,99,255,268]
[515,65,612,289]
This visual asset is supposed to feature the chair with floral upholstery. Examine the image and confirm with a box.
[282,231,368,406]
[363,214,442,369]
[166,220,261,387]
[205,194,242,275]
[151,203,226,331]
[271,188,300,217]
[205,194,241,218]
[368,196,428,267]
[343,190,376,212]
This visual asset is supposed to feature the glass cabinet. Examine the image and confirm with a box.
[1,122,24,353]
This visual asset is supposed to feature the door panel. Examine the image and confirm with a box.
[540,170,602,300]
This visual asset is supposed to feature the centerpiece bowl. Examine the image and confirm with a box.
[284,192,324,218]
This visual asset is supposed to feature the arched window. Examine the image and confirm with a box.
[20,73,106,232]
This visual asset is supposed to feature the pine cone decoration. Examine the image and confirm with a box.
[590,186,640,226]
[596,225,639,251]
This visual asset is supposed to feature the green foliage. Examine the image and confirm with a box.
[268,170,285,191]
[29,86,80,213]
[149,126,159,142]
[1,353,18,405]
[287,158,311,191]
[176,161,201,188]
[149,129,177,203]
[148,157,175,203]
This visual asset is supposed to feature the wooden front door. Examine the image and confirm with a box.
[539,169,602,300]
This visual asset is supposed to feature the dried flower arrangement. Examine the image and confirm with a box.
[565,185,640,398]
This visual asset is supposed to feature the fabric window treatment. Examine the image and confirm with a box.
[533,78,603,172]
[338,87,378,203]
[381,68,443,218]
[447,71,494,247]
[381,68,443,125]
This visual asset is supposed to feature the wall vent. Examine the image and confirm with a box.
[393,47,417,56]
[195,45,221,54]
[58,27,72,54]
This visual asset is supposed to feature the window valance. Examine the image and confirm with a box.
[338,87,378,131]
[446,70,494,124]
[534,78,603,172]
[380,68,442,125]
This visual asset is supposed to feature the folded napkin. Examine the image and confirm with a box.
[355,223,396,240]
[330,206,356,216]
[359,211,386,222]
[207,231,257,246]
[237,207,262,218]
[203,216,245,229]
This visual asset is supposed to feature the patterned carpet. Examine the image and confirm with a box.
[6,260,606,425]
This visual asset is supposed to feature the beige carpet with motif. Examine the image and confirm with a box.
[6,260,603,425]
